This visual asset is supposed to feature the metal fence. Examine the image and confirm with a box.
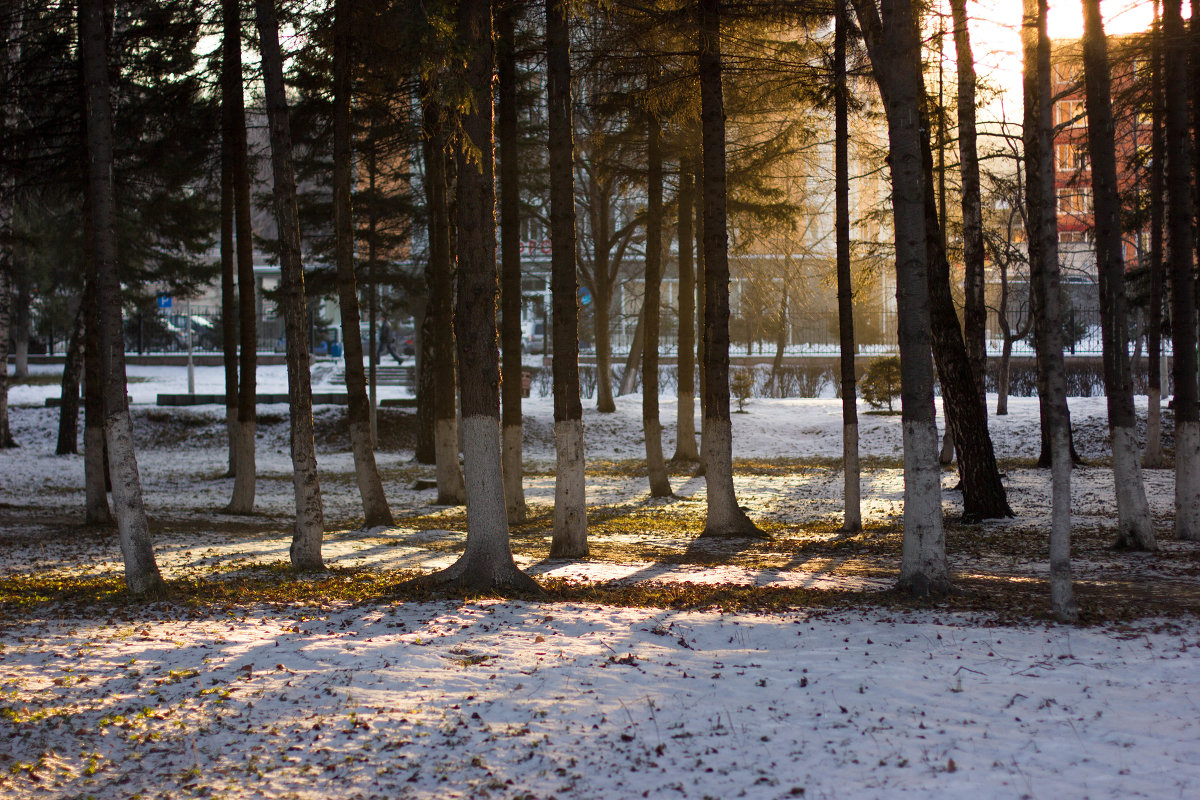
[81,303,1144,360]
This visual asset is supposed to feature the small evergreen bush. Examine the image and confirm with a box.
[860,356,902,412]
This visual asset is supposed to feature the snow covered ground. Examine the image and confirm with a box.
[2,363,1199,799]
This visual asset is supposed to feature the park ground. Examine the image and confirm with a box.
[1,364,1198,799]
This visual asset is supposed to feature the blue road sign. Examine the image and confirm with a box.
[578,287,592,306]
[156,293,172,309]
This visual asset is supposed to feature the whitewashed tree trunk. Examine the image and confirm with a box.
[1080,0,1155,550]
[255,0,324,569]
[225,0,257,514]
[697,0,763,539]
[420,0,538,592]
[853,0,949,594]
[551,419,588,557]
[546,0,588,558]
[1024,0,1075,620]
[81,0,162,594]
[1163,0,1200,541]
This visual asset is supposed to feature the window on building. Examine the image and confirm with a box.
[1055,143,1088,172]
[1054,99,1085,128]
[1056,188,1092,215]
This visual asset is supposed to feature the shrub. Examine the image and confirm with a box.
[860,356,902,412]
[731,369,755,412]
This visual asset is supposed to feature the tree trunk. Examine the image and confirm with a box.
[695,159,706,432]
[80,177,110,524]
[949,0,986,395]
[546,0,587,558]
[643,118,672,498]
[592,191,616,413]
[421,96,465,504]
[415,306,436,463]
[1080,0,1155,550]
[996,257,1012,416]
[56,302,86,455]
[835,0,861,533]
[219,61,238,477]
[1164,0,1200,540]
[421,0,539,591]
[698,0,762,539]
[852,0,947,595]
[767,283,787,396]
[81,0,163,594]
[618,305,644,396]
[226,0,257,514]
[255,0,324,569]
[1145,5,1165,468]
[333,0,392,528]
[1024,0,1076,620]
[0,2,18,450]
[497,7,526,522]
[673,155,699,462]
[920,134,1011,520]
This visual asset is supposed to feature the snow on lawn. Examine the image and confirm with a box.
[3,363,1200,798]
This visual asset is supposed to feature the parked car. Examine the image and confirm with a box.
[523,320,549,354]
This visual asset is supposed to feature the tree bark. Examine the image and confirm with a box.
[852,0,947,595]
[921,135,1011,520]
[497,7,526,522]
[546,0,587,557]
[333,0,393,528]
[698,0,763,539]
[618,305,644,396]
[225,0,257,514]
[81,0,163,594]
[56,302,86,455]
[835,0,861,533]
[421,0,539,591]
[1023,0,1076,620]
[421,96,466,505]
[1164,0,1200,540]
[219,51,238,477]
[255,0,325,569]
[81,180,110,524]
[673,155,699,462]
[0,1,18,450]
[1080,0,1155,550]
[949,0,986,395]
[592,189,616,413]
[643,118,672,498]
[1145,4,1165,468]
